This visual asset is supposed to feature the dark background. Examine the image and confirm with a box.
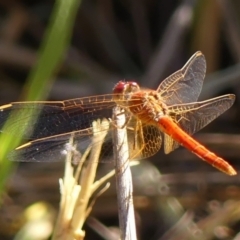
[1,0,240,239]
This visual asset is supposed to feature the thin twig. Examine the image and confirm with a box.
[112,106,137,240]
[87,217,120,240]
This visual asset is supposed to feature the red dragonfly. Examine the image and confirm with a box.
[0,51,236,175]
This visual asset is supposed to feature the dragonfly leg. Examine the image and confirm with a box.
[129,120,145,159]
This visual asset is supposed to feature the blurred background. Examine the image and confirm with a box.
[1,0,240,239]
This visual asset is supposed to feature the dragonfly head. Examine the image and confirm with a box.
[113,81,140,105]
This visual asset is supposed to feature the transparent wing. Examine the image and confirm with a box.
[8,120,115,163]
[8,116,163,162]
[157,51,206,105]
[0,95,116,140]
[126,117,163,159]
[164,133,179,154]
[0,93,163,163]
[163,94,235,153]
[140,125,162,158]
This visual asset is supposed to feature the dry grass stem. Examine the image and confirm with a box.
[52,119,113,240]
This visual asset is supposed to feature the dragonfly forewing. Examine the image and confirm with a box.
[0,95,116,140]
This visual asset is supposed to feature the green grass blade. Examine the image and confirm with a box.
[0,0,82,196]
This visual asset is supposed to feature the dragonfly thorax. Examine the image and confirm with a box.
[127,90,169,126]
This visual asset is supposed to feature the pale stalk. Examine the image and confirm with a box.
[112,106,137,240]
[52,119,111,240]
[70,119,110,239]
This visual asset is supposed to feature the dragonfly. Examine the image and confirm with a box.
[0,51,236,175]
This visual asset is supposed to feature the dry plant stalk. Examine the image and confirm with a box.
[52,119,115,240]
[112,106,137,240]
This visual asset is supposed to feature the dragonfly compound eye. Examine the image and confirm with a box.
[113,81,126,94]
[113,81,140,104]
[126,81,140,93]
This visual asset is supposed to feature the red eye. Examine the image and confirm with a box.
[113,81,139,94]
[113,81,126,94]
